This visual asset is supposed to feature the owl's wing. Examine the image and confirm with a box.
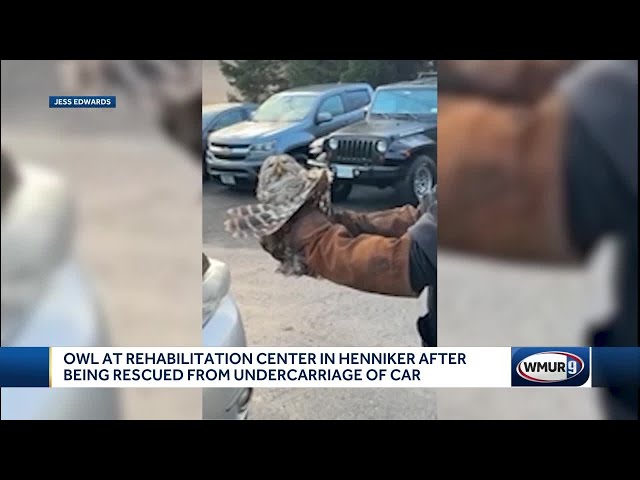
[224,203,300,239]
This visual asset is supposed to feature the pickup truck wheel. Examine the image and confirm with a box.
[331,181,353,202]
[396,155,436,205]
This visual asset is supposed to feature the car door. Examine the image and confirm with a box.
[314,94,349,137]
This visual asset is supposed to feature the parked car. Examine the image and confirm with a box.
[202,254,252,419]
[1,155,121,420]
[308,76,438,204]
[205,83,373,188]
[202,103,258,180]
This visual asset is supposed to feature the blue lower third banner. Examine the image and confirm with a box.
[591,347,640,388]
[0,347,50,387]
[49,96,116,108]
[0,347,638,388]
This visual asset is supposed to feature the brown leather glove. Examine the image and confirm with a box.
[438,60,578,104]
[287,207,416,297]
[331,205,419,238]
[438,91,578,263]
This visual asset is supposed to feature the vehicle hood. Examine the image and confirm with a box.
[331,119,436,140]
[202,256,231,326]
[209,121,296,145]
[1,161,75,345]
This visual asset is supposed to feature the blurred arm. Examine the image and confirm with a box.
[438,60,577,104]
[438,60,638,263]
[437,92,577,262]
[331,205,419,238]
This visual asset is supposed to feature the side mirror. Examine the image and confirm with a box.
[316,111,333,124]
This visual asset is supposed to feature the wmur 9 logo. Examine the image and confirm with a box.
[511,347,591,387]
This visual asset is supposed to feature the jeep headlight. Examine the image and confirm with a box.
[376,139,388,153]
[328,138,339,150]
[251,141,276,152]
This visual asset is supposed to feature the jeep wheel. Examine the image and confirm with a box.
[396,155,436,205]
[331,181,353,202]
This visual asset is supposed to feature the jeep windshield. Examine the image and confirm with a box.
[253,93,317,122]
[369,88,437,121]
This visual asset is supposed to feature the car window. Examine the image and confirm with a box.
[253,94,316,122]
[343,90,371,112]
[318,95,345,117]
[371,88,437,114]
[216,109,245,129]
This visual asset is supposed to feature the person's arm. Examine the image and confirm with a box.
[438,91,577,262]
[437,60,637,263]
[331,205,419,238]
[438,60,578,104]
[287,209,419,297]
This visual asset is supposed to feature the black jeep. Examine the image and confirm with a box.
[308,76,437,204]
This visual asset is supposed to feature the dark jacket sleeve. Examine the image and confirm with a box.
[561,60,638,255]
[408,214,437,293]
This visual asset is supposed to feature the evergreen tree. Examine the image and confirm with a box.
[218,60,289,103]
[341,60,433,87]
[220,60,435,102]
[285,60,350,87]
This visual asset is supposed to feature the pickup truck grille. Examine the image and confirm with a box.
[334,139,377,164]
[208,143,251,160]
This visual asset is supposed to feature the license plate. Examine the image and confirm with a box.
[220,175,236,185]
[334,165,354,179]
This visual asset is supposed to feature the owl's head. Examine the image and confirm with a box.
[262,155,301,179]
[256,155,304,202]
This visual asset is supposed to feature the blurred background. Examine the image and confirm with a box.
[1,60,202,419]
[438,245,613,419]
[435,60,633,419]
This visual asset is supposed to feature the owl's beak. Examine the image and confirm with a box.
[274,161,285,177]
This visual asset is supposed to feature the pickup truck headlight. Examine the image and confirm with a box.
[251,141,276,152]
[328,138,339,150]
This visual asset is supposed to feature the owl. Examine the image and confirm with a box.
[224,154,333,276]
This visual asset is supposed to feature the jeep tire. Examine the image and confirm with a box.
[396,155,436,205]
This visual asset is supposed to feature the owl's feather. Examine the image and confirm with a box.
[224,154,333,276]
[224,203,300,238]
